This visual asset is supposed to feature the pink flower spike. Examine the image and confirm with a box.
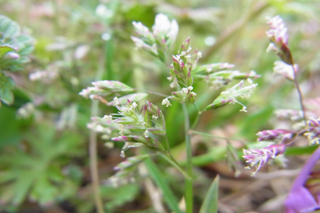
[243,144,286,176]
[256,129,295,142]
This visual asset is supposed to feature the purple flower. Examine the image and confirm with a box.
[285,145,320,212]
[243,144,286,176]
[256,129,295,142]
[304,118,320,145]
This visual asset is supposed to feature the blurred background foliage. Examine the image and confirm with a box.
[0,0,320,212]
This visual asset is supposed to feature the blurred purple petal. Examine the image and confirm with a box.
[285,145,320,212]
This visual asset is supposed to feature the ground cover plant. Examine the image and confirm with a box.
[1,0,320,213]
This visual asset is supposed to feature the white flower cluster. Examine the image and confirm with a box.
[152,13,178,44]
[131,13,178,60]
[266,15,288,45]
[273,61,298,81]
[17,103,34,119]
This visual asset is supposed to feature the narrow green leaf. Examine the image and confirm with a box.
[144,157,182,213]
[200,175,219,213]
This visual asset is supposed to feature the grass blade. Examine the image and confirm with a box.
[200,175,219,213]
[144,157,182,213]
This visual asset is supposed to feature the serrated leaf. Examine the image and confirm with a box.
[0,15,34,71]
[0,15,20,38]
[200,175,219,213]
[0,124,82,206]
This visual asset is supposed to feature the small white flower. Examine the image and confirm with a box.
[152,13,179,44]
[96,4,113,19]
[103,115,112,121]
[162,98,172,107]
[132,102,138,108]
[240,106,247,112]
[191,92,197,96]
[144,129,149,138]
[132,21,150,37]
[273,61,297,80]
[185,55,191,59]
[187,86,193,91]
[152,115,158,120]
[113,97,120,105]
[153,13,171,34]
[182,88,189,94]
[266,43,276,52]
[119,124,125,135]
[197,51,202,58]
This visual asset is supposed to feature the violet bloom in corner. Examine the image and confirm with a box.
[285,145,320,213]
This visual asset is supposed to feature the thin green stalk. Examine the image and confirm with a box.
[292,64,306,125]
[189,130,246,143]
[190,103,202,129]
[182,104,193,213]
[133,88,168,97]
[89,52,106,213]
[160,152,191,179]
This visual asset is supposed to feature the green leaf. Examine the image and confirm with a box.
[0,45,16,58]
[0,89,14,105]
[0,73,15,105]
[144,157,182,213]
[102,184,140,210]
[200,175,219,213]
[0,15,34,71]
[0,15,20,38]
[0,124,83,206]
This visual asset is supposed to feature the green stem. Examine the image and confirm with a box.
[189,130,246,143]
[89,51,105,213]
[291,64,307,125]
[160,152,191,180]
[133,88,168,97]
[190,103,202,129]
[182,104,193,213]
